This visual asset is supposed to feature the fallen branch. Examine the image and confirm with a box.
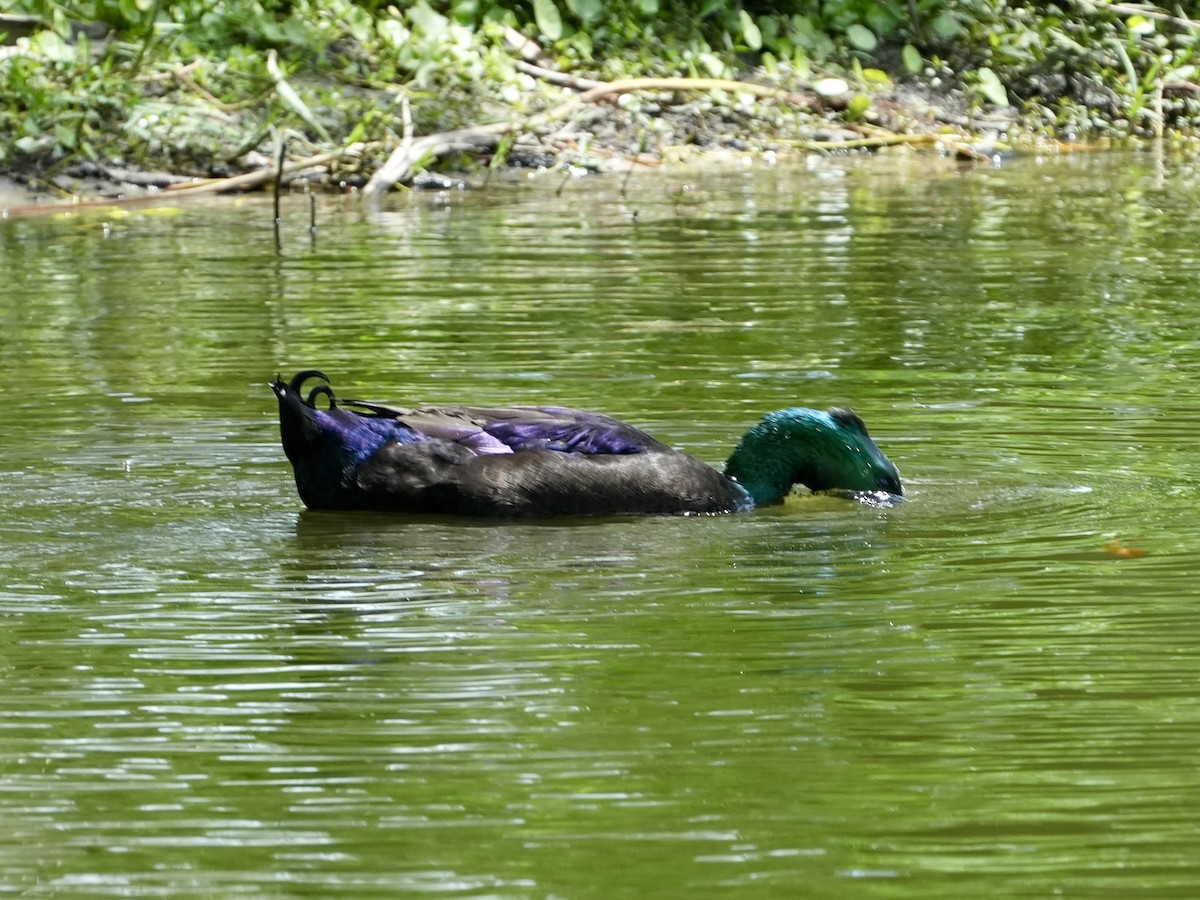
[362,75,817,199]
[503,29,603,91]
[514,59,603,92]
[1075,0,1198,30]
[363,95,415,196]
[174,67,228,111]
[363,129,503,199]
[1,144,365,217]
[503,25,544,62]
[503,32,792,102]
[164,145,363,194]
[569,76,802,107]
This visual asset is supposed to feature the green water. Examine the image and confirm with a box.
[3,152,1200,897]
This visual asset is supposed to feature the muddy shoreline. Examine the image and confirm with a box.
[2,73,1031,215]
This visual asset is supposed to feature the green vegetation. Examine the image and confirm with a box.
[3,1,1200,186]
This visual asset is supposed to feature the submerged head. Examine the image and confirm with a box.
[723,407,902,507]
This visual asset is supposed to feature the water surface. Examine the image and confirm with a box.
[3,152,1200,897]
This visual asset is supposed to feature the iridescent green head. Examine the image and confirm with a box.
[723,407,902,507]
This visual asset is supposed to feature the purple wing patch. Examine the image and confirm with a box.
[343,399,670,457]
[485,419,652,454]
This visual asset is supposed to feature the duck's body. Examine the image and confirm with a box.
[272,371,902,517]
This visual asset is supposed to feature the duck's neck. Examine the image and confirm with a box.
[723,430,807,507]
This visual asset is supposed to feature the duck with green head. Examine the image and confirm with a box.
[272,371,902,517]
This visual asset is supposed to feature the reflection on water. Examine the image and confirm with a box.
[3,153,1200,896]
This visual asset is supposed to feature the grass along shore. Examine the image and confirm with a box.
[4,1,1200,208]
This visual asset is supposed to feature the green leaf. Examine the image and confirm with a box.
[976,67,1008,107]
[408,1,449,37]
[566,0,602,24]
[335,6,370,43]
[55,123,76,150]
[257,18,285,43]
[847,93,871,120]
[30,30,73,62]
[931,11,961,39]
[759,16,779,46]
[377,18,409,48]
[862,67,891,86]
[698,51,726,78]
[866,5,900,36]
[846,24,877,52]
[902,43,922,74]
[739,10,762,51]
[346,116,369,145]
[533,0,562,40]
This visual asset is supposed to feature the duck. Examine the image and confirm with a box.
[271,370,902,517]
